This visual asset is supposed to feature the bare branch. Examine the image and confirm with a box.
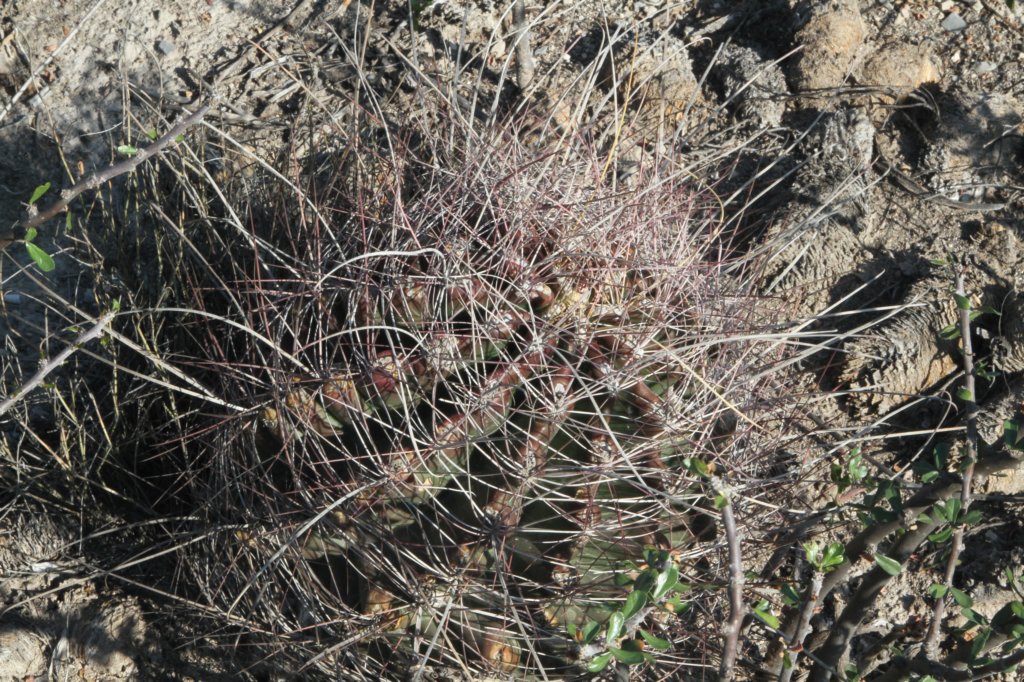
[512,0,536,94]
[924,271,981,654]
[0,310,115,417]
[11,101,212,239]
[778,572,823,682]
[713,476,745,681]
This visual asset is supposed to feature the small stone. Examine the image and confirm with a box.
[941,12,967,31]
[860,43,940,94]
[972,60,997,73]
[792,0,867,91]
[156,39,175,56]
[940,0,954,10]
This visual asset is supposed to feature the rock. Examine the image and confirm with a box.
[941,12,967,32]
[791,0,868,93]
[859,43,940,94]
[156,39,175,56]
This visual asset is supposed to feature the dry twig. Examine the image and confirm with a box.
[924,271,980,654]
[9,102,212,241]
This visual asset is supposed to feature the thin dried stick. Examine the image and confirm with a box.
[511,0,536,93]
[713,475,745,681]
[11,102,212,238]
[924,271,980,654]
[778,572,824,682]
[0,310,115,417]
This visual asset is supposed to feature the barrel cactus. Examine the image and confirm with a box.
[126,89,779,680]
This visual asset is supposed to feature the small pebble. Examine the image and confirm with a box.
[941,12,967,31]
[972,60,997,73]
[156,39,175,56]
[940,0,954,10]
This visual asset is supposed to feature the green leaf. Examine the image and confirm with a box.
[29,182,51,205]
[928,527,953,543]
[606,611,624,643]
[753,601,779,629]
[1006,421,1024,450]
[714,493,728,509]
[582,620,600,644]
[174,133,184,143]
[945,499,962,523]
[622,591,648,620]
[960,510,983,526]
[803,541,820,565]
[781,583,801,607]
[634,569,656,594]
[615,572,634,587]
[610,647,646,665]
[146,128,158,140]
[954,293,972,311]
[969,627,991,662]
[1012,602,1024,618]
[874,554,902,576]
[929,584,948,599]
[957,387,973,401]
[652,564,680,601]
[992,603,1018,628]
[848,452,868,482]
[822,543,845,569]
[116,144,138,157]
[639,629,670,651]
[25,227,38,242]
[65,211,73,231]
[620,638,643,652]
[587,652,612,673]
[26,242,55,272]
[962,607,986,626]
[684,457,709,478]
[940,323,961,340]
[951,587,973,608]
[663,594,689,614]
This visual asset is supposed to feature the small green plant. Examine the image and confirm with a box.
[24,183,55,272]
[572,548,689,673]
[803,541,844,574]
